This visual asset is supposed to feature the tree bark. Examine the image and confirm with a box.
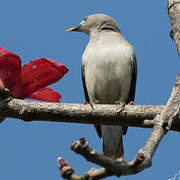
[1,96,180,131]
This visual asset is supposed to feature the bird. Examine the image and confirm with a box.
[66,14,137,161]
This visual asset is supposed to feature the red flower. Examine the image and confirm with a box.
[0,47,68,102]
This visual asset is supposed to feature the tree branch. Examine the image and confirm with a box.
[0,72,179,179]
[57,72,180,180]
[0,94,180,131]
[0,85,179,131]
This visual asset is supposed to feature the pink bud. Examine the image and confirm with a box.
[57,157,69,170]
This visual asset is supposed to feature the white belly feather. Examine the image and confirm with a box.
[82,39,133,104]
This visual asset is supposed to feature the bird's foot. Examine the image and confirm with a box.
[84,101,94,109]
[94,99,100,104]
[84,100,100,110]
[84,101,89,105]
[116,157,124,162]
[115,100,121,105]
[115,101,126,113]
[128,101,134,105]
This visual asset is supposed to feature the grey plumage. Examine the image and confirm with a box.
[66,14,137,160]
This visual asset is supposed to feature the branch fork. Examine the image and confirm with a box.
[58,73,180,179]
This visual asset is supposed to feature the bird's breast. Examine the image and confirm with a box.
[82,38,133,104]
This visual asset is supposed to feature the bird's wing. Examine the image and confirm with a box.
[81,64,102,138]
[123,54,137,135]
[127,54,137,103]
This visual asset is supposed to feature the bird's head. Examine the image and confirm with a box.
[66,14,120,35]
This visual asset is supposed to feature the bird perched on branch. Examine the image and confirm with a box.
[66,14,137,161]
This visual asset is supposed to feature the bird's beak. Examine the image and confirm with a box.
[66,25,81,32]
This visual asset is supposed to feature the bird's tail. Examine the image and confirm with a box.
[102,125,124,161]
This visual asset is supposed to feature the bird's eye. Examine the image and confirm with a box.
[84,17,88,21]
[80,17,88,25]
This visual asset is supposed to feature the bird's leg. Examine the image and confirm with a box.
[84,99,101,110]
[128,101,134,105]
[115,100,121,105]
[115,101,126,113]
[84,101,94,109]
[94,99,100,104]
[84,101,89,105]
[116,157,124,162]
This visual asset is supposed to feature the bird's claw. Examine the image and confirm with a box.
[115,100,121,105]
[94,100,100,104]
[128,101,134,105]
[83,100,100,110]
[84,101,89,105]
[115,102,126,113]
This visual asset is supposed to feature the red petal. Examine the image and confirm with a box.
[27,87,61,102]
[10,58,68,99]
[0,47,21,88]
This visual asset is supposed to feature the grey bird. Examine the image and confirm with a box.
[66,14,137,161]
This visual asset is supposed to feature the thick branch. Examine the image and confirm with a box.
[0,88,179,131]
[0,97,180,131]
[168,0,180,56]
